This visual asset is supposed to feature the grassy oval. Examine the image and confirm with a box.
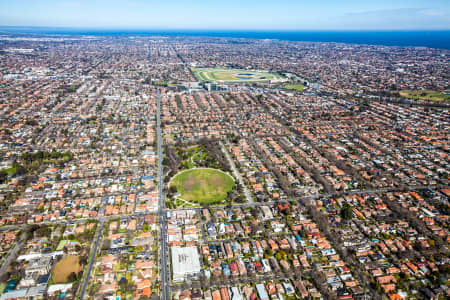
[170,168,235,205]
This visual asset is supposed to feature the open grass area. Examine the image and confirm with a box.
[0,283,6,295]
[52,255,80,283]
[283,84,305,92]
[192,67,284,83]
[170,168,235,205]
[4,168,16,175]
[399,90,450,102]
[56,239,69,251]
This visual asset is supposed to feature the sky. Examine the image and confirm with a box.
[0,0,449,30]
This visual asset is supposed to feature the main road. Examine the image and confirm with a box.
[0,232,27,279]
[157,88,170,300]
[78,220,104,300]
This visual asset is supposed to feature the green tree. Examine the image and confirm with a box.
[68,272,77,282]
[0,170,8,183]
[340,203,353,220]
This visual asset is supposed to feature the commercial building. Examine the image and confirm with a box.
[171,246,201,282]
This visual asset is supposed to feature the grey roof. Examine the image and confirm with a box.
[0,288,28,300]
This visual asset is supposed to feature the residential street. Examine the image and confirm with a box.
[220,140,253,203]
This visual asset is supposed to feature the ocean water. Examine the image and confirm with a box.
[1,27,449,49]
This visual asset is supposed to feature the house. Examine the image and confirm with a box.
[230,287,243,300]
[256,284,269,300]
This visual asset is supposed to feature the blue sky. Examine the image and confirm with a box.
[0,0,449,30]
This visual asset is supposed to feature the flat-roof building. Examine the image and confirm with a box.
[171,246,201,282]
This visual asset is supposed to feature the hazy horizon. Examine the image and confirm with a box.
[2,26,450,32]
[1,0,450,31]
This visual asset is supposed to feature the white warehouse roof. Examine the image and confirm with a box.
[171,246,201,282]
